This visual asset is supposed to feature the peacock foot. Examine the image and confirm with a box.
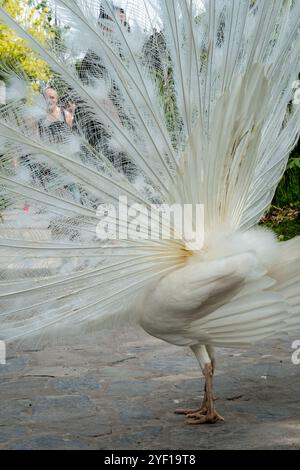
[186,410,224,425]
[174,405,207,416]
[174,395,217,417]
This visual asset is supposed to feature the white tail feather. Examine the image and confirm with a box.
[0,1,299,347]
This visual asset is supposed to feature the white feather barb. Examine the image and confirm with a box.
[0,1,299,345]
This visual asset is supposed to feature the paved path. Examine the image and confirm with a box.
[0,328,299,449]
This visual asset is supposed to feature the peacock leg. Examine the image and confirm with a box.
[205,344,218,401]
[206,344,216,375]
[186,362,224,424]
[174,384,208,416]
[181,344,223,424]
[175,344,218,418]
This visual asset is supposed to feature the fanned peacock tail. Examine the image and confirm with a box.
[0,0,299,344]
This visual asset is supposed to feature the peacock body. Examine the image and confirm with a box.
[0,0,299,423]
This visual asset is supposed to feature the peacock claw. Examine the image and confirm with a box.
[186,410,224,425]
[186,408,208,418]
[174,407,206,415]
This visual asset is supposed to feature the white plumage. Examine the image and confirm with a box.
[0,0,299,423]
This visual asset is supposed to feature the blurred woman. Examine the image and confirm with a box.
[38,87,72,143]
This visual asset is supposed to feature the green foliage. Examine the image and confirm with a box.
[264,217,300,241]
[0,0,55,83]
[263,138,300,240]
[287,156,300,170]
[272,140,300,208]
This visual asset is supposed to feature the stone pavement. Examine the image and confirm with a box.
[0,328,299,450]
